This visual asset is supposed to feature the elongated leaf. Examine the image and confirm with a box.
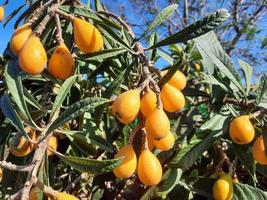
[256,75,267,105]
[149,32,160,61]
[202,74,228,92]
[159,168,183,193]
[140,4,178,39]
[170,114,230,169]
[77,48,128,61]
[47,97,109,134]
[233,183,267,200]
[1,94,28,139]
[55,152,121,174]
[157,50,174,65]
[23,87,43,110]
[4,3,26,27]
[63,130,114,153]
[94,0,104,11]
[5,60,39,129]
[149,9,230,49]
[195,33,245,97]
[51,75,81,118]
[239,59,253,95]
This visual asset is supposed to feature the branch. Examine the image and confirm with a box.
[183,0,188,26]
[64,173,90,192]
[0,161,35,172]
[55,14,64,44]
[97,10,136,40]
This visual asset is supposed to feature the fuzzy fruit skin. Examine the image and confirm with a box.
[161,70,187,91]
[145,108,170,139]
[73,17,103,53]
[153,131,175,151]
[112,89,140,124]
[252,135,267,165]
[47,135,58,156]
[213,173,233,200]
[56,192,79,200]
[48,43,75,80]
[137,149,162,186]
[0,7,4,22]
[29,187,40,200]
[229,115,255,145]
[113,144,137,178]
[19,35,47,75]
[0,168,2,183]
[161,83,185,112]
[9,129,36,157]
[10,24,32,56]
[140,89,157,118]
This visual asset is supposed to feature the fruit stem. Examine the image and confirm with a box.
[33,176,58,197]
[128,124,141,144]
[55,13,64,44]
[141,128,149,150]
[54,8,74,20]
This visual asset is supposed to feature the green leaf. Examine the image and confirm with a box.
[239,59,253,95]
[5,60,39,129]
[170,114,230,169]
[233,183,267,200]
[256,75,267,105]
[157,50,174,65]
[55,152,121,174]
[4,3,26,27]
[1,94,28,139]
[63,130,114,153]
[149,9,230,49]
[51,75,81,118]
[158,168,183,194]
[47,97,109,134]
[139,4,178,39]
[77,48,128,61]
[202,73,229,92]
[195,32,245,97]
[149,32,160,61]
[94,0,104,11]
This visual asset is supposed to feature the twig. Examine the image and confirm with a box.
[97,10,136,40]
[64,173,90,192]
[128,124,141,144]
[55,14,64,44]
[0,161,35,172]
[54,8,74,20]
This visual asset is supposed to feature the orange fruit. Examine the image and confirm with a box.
[48,43,75,80]
[0,7,4,22]
[19,35,47,75]
[113,144,137,178]
[29,187,40,200]
[213,173,233,200]
[0,168,2,183]
[73,17,103,53]
[47,135,58,156]
[161,70,187,90]
[10,23,32,56]
[140,89,157,118]
[56,192,79,200]
[137,149,162,186]
[153,131,175,151]
[229,115,255,144]
[252,135,267,165]
[195,63,201,71]
[161,83,185,112]
[112,89,141,124]
[145,108,170,139]
[9,129,37,157]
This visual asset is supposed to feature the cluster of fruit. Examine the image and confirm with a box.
[229,115,267,165]
[9,17,103,79]
[111,70,187,185]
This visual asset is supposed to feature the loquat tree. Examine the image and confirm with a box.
[0,0,266,199]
